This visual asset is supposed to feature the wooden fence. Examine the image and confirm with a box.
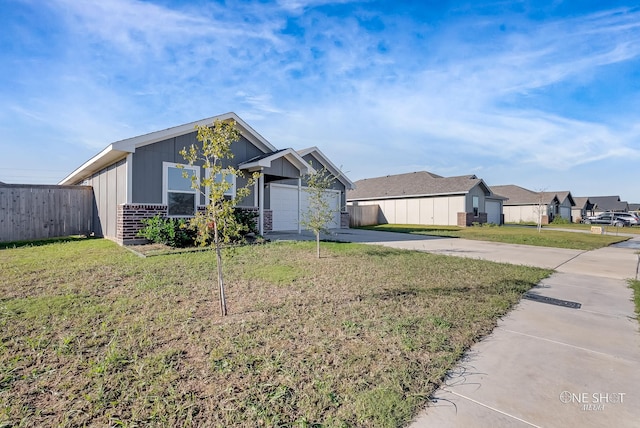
[347,204,380,227]
[0,184,93,243]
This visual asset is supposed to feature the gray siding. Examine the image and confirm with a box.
[82,158,127,238]
[262,157,301,179]
[301,153,347,207]
[132,132,263,205]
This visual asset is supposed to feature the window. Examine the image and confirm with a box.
[203,169,236,204]
[472,196,479,217]
[214,170,236,198]
[163,162,199,217]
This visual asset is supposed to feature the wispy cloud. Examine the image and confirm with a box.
[1,1,639,198]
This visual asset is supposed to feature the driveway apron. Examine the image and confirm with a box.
[268,230,640,427]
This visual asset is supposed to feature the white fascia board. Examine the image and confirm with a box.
[119,112,277,153]
[58,145,130,185]
[297,146,355,189]
[347,191,468,202]
[240,148,316,175]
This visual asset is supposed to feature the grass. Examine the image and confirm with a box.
[361,224,630,250]
[631,280,640,321]
[0,238,551,427]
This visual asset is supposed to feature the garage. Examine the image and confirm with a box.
[269,183,341,231]
[486,200,502,224]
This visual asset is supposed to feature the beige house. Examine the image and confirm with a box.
[492,185,575,224]
[346,171,505,226]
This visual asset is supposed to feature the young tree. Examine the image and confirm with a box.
[180,119,259,316]
[300,168,338,258]
[533,189,548,233]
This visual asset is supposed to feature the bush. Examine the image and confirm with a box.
[551,216,570,225]
[234,209,259,236]
[137,215,196,248]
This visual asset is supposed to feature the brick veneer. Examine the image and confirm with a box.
[117,204,167,245]
[117,204,273,245]
[340,211,350,229]
[457,212,488,227]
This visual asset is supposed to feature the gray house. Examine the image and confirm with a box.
[60,112,354,244]
[492,185,575,224]
[346,171,505,226]
[587,196,629,215]
[571,197,595,223]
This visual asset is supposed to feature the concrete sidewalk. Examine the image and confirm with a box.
[267,229,640,427]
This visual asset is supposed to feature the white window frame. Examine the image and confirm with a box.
[162,162,200,217]
[472,195,479,217]
[204,169,236,204]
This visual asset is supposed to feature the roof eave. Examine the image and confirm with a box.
[297,146,355,190]
[347,190,469,201]
[58,146,131,185]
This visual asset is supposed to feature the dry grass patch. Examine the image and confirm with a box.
[0,239,550,427]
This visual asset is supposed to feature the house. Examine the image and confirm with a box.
[491,185,575,224]
[587,196,629,215]
[571,197,596,223]
[629,203,640,213]
[346,171,505,226]
[59,112,354,244]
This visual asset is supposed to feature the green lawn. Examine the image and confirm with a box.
[360,224,629,250]
[0,238,551,427]
[631,280,640,321]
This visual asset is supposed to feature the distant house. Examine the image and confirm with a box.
[629,203,640,213]
[60,112,354,244]
[491,185,575,224]
[346,171,505,226]
[571,197,596,223]
[587,196,629,215]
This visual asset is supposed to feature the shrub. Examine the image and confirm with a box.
[137,215,196,248]
[233,209,259,236]
[551,216,570,225]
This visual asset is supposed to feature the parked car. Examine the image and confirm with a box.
[615,212,640,226]
[581,212,632,227]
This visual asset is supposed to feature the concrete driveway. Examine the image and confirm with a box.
[267,229,640,427]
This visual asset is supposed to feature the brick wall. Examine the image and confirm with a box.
[457,212,488,227]
[117,204,273,245]
[117,204,167,245]
[340,211,350,228]
[263,209,273,232]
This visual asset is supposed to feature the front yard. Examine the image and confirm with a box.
[0,238,551,427]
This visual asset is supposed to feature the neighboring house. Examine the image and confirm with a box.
[587,196,629,215]
[346,171,505,226]
[492,185,575,224]
[571,197,596,223]
[629,203,640,213]
[60,112,354,244]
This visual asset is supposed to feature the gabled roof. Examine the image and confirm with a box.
[493,185,576,206]
[347,171,491,201]
[297,147,355,190]
[542,191,575,206]
[572,197,593,210]
[491,185,547,205]
[59,112,276,185]
[629,203,640,211]
[588,196,628,212]
[239,148,314,175]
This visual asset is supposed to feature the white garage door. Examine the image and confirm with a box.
[269,184,341,231]
[486,201,501,224]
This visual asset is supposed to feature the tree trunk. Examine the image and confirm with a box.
[316,230,320,259]
[213,221,227,316]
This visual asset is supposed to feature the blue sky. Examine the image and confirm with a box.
[1,0,639,203]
